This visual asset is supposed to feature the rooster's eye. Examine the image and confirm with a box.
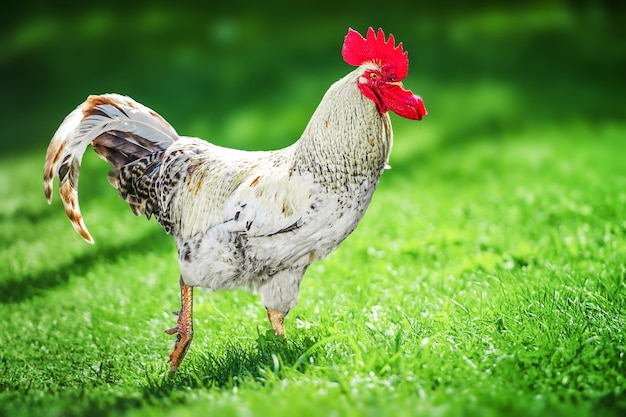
[370,72,378,80]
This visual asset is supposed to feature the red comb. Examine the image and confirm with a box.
[342,27,409,81]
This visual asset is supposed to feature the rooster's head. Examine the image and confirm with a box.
[342,27,427,120]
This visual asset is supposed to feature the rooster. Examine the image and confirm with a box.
[43,27,427,375]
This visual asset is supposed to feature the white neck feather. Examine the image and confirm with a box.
[292,67,393,188]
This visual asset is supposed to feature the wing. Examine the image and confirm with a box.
[223,165,316,237]
[159,138,313,240]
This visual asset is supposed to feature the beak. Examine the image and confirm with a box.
[382,82,427,120]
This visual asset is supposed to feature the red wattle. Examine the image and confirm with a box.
[381,83,427,121]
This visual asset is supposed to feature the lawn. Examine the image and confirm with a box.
[1,2,625,417]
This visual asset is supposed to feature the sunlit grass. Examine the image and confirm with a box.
[1,117,625,416]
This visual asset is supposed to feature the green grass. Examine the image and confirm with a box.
[1,3,626,417]
[1,121,625,416]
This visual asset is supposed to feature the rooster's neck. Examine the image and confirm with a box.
[292,68,393,188]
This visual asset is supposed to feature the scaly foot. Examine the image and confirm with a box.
[165,277,194,376]
[267,308,285,336]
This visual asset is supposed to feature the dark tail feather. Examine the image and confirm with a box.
[93,130,159,168]
[93,130,167,219]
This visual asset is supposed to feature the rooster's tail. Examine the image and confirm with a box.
[43,94,179,243]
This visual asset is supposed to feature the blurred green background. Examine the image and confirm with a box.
[1,0,624,161]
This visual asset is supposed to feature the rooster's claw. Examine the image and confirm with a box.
[166,279,194,376]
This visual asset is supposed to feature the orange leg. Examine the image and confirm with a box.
[165,276,194,376]
[267,308,285,336]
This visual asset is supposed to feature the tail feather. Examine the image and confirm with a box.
[92,130,158,168]
[115,149,167,218]
[43,94,178,243]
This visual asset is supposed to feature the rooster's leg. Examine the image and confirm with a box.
[266,308,285,336]
[165,276,194,376]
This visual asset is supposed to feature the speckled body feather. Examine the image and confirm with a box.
[44,64,393,315]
